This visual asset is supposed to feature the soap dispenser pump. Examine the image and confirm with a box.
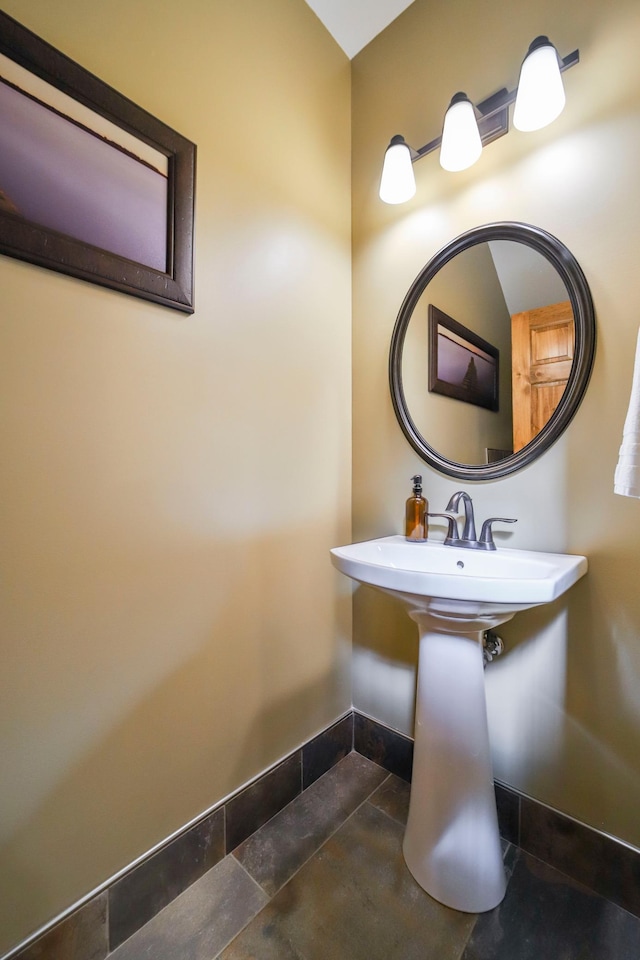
[405,475,428,541]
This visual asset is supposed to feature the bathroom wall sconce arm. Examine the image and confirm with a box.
[379,40,579,204]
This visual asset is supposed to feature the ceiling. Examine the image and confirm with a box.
[302,0,416,59]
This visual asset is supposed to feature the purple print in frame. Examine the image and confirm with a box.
[0,10,195,313]
[428,304,499,411]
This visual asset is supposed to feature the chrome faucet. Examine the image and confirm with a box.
[429,491,517,551]
[446,491,477,543]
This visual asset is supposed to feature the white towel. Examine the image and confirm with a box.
[614,328,640,498]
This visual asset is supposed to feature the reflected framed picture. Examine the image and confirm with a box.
[428,304,499,411]
[0,10,195,312]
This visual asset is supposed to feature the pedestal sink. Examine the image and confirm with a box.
[331,535,587,913]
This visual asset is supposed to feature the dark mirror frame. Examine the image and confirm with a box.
[0,10,195,313]
[389,222,596,480]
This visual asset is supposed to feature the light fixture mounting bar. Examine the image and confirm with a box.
[407,48,579,164]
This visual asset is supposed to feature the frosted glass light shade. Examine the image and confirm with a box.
[513,36,565,132]
[439,93,482,172]
[379,136,416,204]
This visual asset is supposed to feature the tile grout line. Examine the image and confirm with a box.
[455,917,479,960]
[222,803,227,868]
[108,853,269,960]
[210,758,386,959]
[233,761,394,906]
[210,857,271,959]
[230,853,272,899]
[105,890,110,958]
[362,791,406,828]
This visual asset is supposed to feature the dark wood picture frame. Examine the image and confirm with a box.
[0,10,195,313]
[428,304,499,411]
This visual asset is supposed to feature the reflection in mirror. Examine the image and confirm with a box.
[389,222,596,481]
[401,241,571,466]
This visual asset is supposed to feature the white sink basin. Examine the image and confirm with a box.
[331,533,587,913]
[331,535,587,608]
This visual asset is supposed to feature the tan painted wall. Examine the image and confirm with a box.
[0,0,351,952]
[352,0,640,847]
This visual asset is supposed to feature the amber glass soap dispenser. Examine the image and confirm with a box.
[405,475,428,541]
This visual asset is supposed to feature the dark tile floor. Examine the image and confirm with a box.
[110,753,640,960]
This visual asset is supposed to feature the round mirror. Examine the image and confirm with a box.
[389,222,596,480]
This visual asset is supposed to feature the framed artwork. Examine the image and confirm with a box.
[428,304,499,411]
[0,10,196,313]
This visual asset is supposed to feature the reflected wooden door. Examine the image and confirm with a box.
[511,300,574,452]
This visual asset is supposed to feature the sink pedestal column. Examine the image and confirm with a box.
[331,535,588,911]
[403,616,507,913]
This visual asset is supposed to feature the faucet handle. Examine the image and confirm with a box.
[428,512,460,545]
[479,517,517,550]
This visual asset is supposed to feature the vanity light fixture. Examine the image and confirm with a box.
[379,36,579,204]
[513,36,567,131]
[379,135,417,204]
[439,92,483,172]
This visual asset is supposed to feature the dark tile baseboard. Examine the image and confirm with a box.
[519,795,640,919]
[354,710,413,782]
[6,709,640,960]
[108,804,226,951]
[6,895,109,960]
